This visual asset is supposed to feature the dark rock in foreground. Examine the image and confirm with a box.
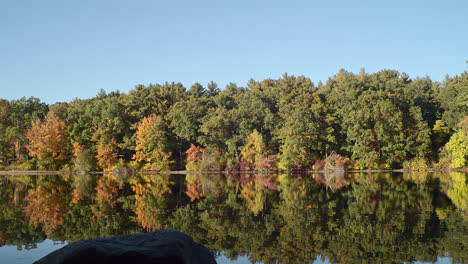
[34,229,217,264]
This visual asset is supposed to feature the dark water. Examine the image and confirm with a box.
[0,171,467,263]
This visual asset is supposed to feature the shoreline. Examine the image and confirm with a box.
[0,168,466,176]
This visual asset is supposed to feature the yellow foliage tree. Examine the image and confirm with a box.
[133,115,174,171]
[445,116,468,168]
[132,175,174,231]
[240,130,266,164]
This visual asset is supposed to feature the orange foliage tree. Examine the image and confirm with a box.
[186,182,204,202]
[72,141,85,158]
[25,111,69,168]
[92,128,118,171]
[91,174,119,219]
[185,173,205,201]
[185,144,205,171]
[71,188,84,204]
[95,174,119,209]
[23,183,68,235]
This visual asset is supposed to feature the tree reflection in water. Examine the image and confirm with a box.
[0,172,467,263]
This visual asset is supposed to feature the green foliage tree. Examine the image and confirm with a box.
[0,99,14,167]
[322,70,433,169]
[72,142,97,171]
[438,70,468,129]
[168,97,212,142]
[277,93,336,170]
[8,97,48,163]
[188,82,205,98]
[62,99,95,152]
[432,120,450,151]
[206,80,220,96]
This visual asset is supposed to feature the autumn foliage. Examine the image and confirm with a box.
[133,114,174,171]
[95,174,119,209]
[132,175,174,231]
[240,130,265,164]
[134,115,156,163]
[71,188,84,204]
[132,183,155,230]
[23,184,68,234]
[91,174,119,219]
[25,111,69,166]
[240,130,277,170]
[241,181,265,215]
[72,141,85,158]
[185,174,205,201]
[93,128,118,171]
[186,183,204,202]
[185,144,205,171]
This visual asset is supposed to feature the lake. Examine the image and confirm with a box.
[0,171,467,263]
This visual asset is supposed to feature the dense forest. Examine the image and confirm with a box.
[0,68,467,171]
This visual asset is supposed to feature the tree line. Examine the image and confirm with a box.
[0,68,467,171]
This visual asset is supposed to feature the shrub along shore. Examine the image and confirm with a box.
[0,68,467,172]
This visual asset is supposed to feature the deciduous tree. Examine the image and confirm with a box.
[133,115,174,171]
[92,128,119,171]
[25,111,69,168]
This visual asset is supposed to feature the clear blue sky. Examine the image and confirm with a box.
[1,0,467,104]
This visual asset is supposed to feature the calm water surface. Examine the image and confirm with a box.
[0,171,467,263]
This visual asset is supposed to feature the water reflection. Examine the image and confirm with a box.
[0,171,467,263]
